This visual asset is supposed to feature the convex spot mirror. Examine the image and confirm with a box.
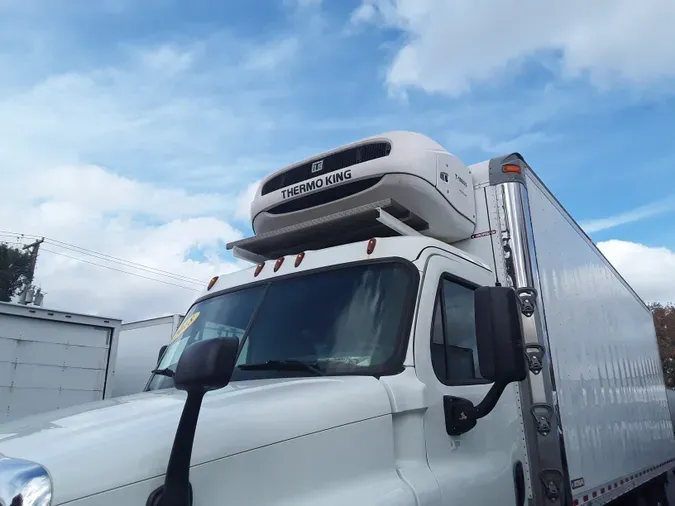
[474,285,527,384]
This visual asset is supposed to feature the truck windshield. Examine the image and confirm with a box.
[146,261,416,390]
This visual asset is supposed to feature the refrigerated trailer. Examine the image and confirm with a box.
[0,131,673,506]
[108,314,184,398]
[0,301,121,423]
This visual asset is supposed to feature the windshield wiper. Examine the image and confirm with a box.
[238,359,325,376]
[151,368,175,378]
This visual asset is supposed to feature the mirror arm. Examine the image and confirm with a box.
[443,381,509,437]
[474,381,508,419]
[146,391,204,506]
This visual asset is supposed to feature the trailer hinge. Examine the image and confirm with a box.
[516,287,537,317]
[540,469,564,503]
[531,403,555,437]
[524,344,545,374]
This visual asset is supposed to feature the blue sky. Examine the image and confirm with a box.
[2,0,675,318]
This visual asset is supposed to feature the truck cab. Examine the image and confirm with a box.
[142,231,527,506]
[0,237,527,506]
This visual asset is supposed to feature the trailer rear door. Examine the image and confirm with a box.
[0,310,116,422]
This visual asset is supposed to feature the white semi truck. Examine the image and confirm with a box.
[1,131,674,506]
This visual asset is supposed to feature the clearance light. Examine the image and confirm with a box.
[502,163,522,174]
[207,276,219,291]
[295,252,305,267]
[274,257,285,272]
[367,238,377,255]
[254,263,265,277]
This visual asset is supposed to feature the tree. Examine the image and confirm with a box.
[0,244,33,302]
[648,302,675,388]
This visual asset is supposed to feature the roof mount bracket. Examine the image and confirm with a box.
[375,208,421,237]
[226,198,428,263]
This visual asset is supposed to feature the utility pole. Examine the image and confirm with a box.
[18,237,44,305]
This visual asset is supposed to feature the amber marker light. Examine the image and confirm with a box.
[207,276,219,290]
[274,257,285,272]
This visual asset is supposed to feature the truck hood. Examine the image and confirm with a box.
[0,376,392,505]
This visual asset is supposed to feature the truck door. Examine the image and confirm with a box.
[413,253,529,506]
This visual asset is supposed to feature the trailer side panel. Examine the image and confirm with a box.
[0,312,115,422]
[110,316,179,397]
[524,171,675,503]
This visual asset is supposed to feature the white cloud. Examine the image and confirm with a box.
[284,0,323,9]
[598,240,675,304]
[580,197,675,234]
[1,164,250,322]
[235,180,262,223]
[25,164,233,219]
[0,29,307,183]
[352,0,675,96]
[134,44,195,75]
[350,3,377,24]
[243,37,300,73]
[0,30,304,321]
[443,130,556,154]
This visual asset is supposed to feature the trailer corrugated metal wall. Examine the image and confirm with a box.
[109,314,182,398]
[0,307,119,422]
[525,172,675,504]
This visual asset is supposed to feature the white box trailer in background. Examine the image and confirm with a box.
[108,314,184,398]
[0,301,121,423]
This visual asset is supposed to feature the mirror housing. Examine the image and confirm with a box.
[173,336,239,394]
[475,285,527,384]
[444,286,528,437]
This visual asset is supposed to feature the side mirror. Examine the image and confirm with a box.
[444,286,527,436]
[475,286,527,384]
[173,337,239,393]
[157,345,168,366]
[147,337,239,506]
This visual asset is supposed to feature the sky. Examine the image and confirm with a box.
[2,0,675,321]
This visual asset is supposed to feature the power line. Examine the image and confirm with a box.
[43,237,206,284]
[42,240,205,285]
[0,240,30,247]
[0,230,207,285]
[2,236,205,292]
[0,231,40,237]
[0,232,40,242]
[0,232,43,243]
[41,248,201,292]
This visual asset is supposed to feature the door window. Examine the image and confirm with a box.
[430,277,487,385]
